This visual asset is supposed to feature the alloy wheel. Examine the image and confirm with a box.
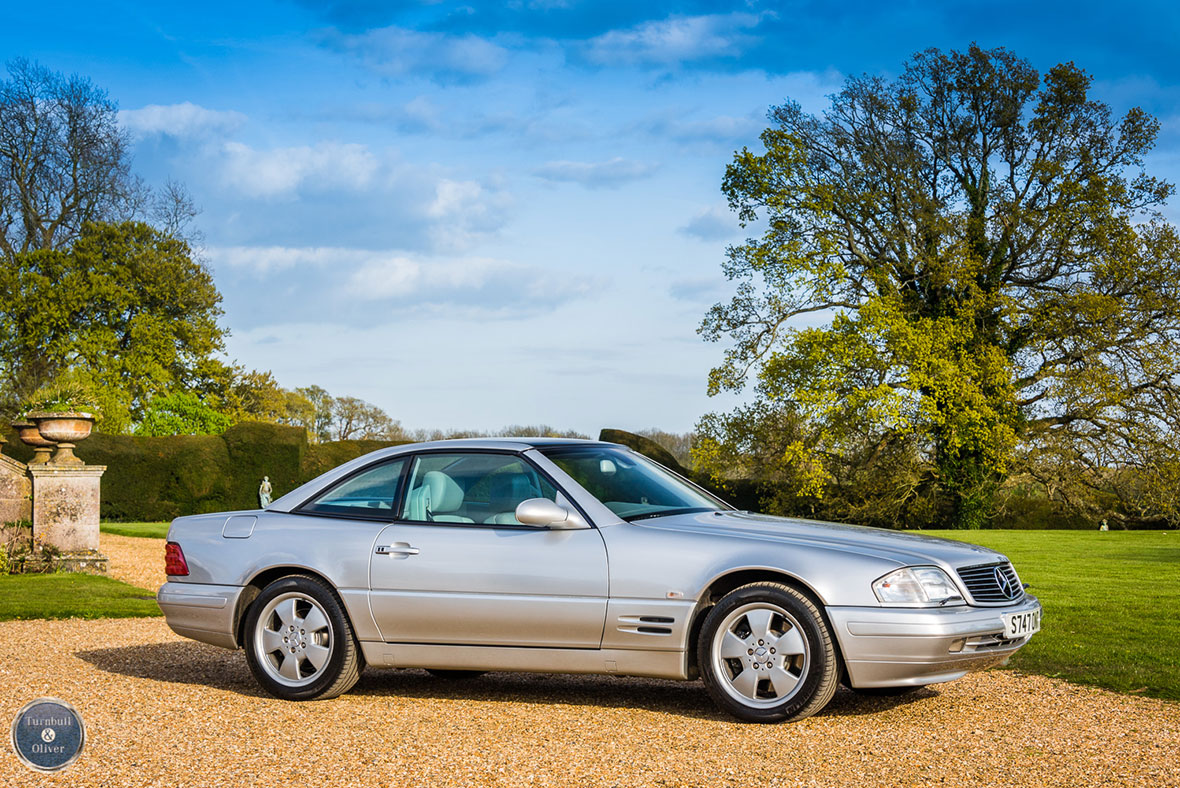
[253,591,334,687]
[709,601,810,708]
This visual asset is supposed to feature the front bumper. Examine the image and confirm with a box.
[157,581,245,650]
[827,595,1041,688]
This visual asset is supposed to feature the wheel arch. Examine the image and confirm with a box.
[685,568,844,680]
[233,565,341,649]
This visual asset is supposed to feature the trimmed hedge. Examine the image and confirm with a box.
[2,422,404,522]
[221,422,307,516]
[7,423,1085,527]
[304,438,410,479]
[599,429,687,473]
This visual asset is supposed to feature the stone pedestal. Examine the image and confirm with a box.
[0,454,32,525]
[28,463,106,556]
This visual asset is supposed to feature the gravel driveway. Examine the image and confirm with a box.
[1,616,1176,787]
[2,537,1174,787]
[101,534,166,593]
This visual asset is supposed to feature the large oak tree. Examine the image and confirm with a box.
[699,45,1180,528]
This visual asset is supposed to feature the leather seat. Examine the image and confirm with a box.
[405,471,473,523]
[483,473,541,525]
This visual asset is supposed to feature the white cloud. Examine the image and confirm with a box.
[344,255,593,305]
[220,141,377,197]
[425,178,513,251]
[399,96,444,132]
[643,111,764,145]
[318,26,509,82]
[119,102,245,138]
[208,245,352,273]
[584,13,762,67]
[533,157,659,189]
[428,179,485,219]
[201,140,512,253]
[668,275,725,303]
[680,202,741,242]
[765,69,846,113]
[209,246,598,312]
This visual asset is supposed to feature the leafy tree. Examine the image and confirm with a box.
[292,385,336,442]
[635,429,697,469]
[700,45,1180,528]
[135,391,232,436]
[195,363,288,424]
[0,59,136,259]
[0,59,203,257]
[330,395,406,441]
[0,221,225,428]
[410,425,590,441]
[267,384,404,442]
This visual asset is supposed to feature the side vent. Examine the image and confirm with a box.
[617,615,675,636]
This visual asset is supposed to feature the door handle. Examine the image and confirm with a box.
[375,543,419,556]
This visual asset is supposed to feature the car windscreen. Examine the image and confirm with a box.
[540,445,728,521]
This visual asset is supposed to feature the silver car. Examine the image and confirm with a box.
[157,438,1041,722]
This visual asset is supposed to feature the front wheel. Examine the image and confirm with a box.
[698,582,840,723]
[244,575,362,700]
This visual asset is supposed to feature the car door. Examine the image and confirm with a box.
[368,451,609,648]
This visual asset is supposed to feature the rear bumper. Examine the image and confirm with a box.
[827,595,1041,688]
[157,581,245,650]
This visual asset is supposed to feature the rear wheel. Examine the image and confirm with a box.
[698,582,839,723]
[244,575,362,700]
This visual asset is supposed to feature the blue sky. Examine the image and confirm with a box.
[5,1,1179,435]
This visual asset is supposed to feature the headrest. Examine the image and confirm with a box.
[423,471,464,514]
[488,473,537,505]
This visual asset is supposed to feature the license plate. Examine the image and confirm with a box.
[1002,609,1041,639]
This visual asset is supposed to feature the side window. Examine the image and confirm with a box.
[301,459,406,517]
[400,453,557,526]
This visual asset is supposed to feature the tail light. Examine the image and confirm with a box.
[165,542,190,576]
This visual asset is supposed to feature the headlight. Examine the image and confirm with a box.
[872,567,964,606]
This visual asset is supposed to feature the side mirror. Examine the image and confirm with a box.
[515,498,573,528]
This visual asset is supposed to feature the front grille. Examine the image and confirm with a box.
[956,562,1023,605]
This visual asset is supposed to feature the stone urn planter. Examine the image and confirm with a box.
[12,420,56,464]
[28,412,95,465]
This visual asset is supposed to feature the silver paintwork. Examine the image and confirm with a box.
[515,497,579,528]
[827,594,1042,687]
[158,437,1041,694]
[156,582,243,649]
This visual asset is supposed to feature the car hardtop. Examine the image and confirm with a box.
[265,437,627,513]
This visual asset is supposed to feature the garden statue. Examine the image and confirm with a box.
[259,476,273,508]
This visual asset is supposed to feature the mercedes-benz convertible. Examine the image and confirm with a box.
[157,438,1041,722]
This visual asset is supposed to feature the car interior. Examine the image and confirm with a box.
[399,453,556,525]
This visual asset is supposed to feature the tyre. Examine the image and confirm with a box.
[244,574,363,701]
[426,669,487,680]
[698,582,840,723]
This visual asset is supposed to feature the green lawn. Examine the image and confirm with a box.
[101,521,170,539]
[918,530,1180,701]
[0,573,160,620]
